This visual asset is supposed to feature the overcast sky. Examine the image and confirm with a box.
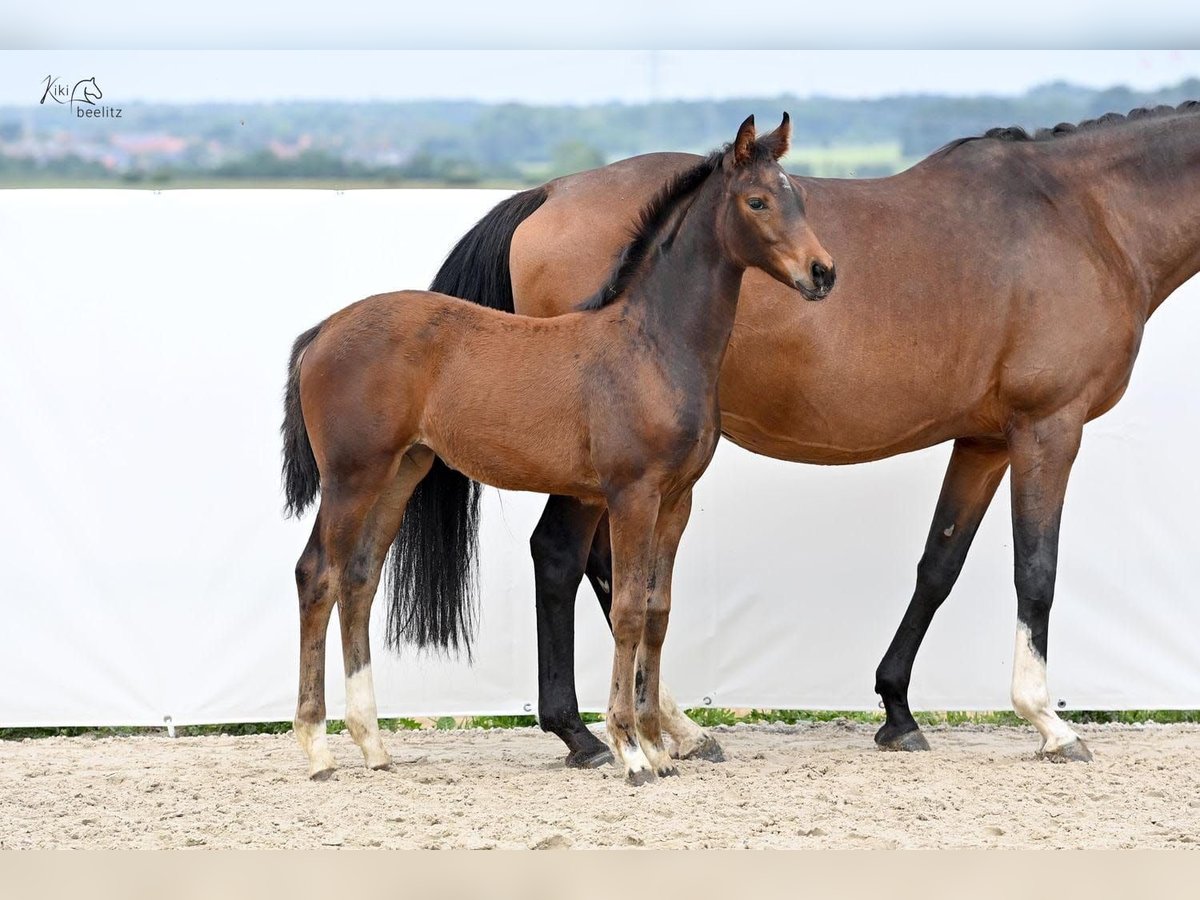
[2,50,1199,107]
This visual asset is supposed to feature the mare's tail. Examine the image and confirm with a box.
[385,187,549,657]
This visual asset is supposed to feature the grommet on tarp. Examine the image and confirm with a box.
[703,696,713,706]
[1056,699,1067,710]
[523,703,532,713]
[163,715,175,738]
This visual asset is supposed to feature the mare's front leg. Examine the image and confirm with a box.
[874,438,1009,751]
[604,486,661,785]
[1007,410,1091,762]
[586,513,725,763]
[634,490,693,778]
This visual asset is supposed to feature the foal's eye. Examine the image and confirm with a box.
[747,197,766,211]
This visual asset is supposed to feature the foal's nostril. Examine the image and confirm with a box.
[810,261,835,294]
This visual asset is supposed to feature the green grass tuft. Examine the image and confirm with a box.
[463,715,539,730]
[683,707,739,727]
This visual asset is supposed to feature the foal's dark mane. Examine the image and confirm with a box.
[579,147,727,311]
[938,99,1200,156]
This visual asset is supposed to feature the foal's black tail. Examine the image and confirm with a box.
[281,322,324,518]
[385,187,549,658]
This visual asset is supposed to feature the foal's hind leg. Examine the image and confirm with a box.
[295,488,383,779]
[294,517,338,779]
[293,456,416,779]
[634,490,693,779]
[338,447,435,771]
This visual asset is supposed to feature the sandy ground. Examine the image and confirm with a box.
[2,722,1198,849]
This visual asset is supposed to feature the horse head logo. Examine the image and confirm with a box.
[71,77,102,106]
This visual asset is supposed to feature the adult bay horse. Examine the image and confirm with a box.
[414,100,1200,768]
[281,115,836,782]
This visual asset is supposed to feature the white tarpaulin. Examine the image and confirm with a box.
[1,188,1198,727]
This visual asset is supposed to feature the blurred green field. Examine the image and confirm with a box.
[0,143,914,190]
[781,140,911,178]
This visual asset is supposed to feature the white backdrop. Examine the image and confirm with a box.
[1,189,1198,727]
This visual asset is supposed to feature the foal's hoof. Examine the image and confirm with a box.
[309,767,336,782]
[678,734,726,763]
[626,769,657,787]
[1039,739,1093,763]
[657,764,679,778]
[566,746,615,769]
[369,761,393,772]
[875,726,931,753]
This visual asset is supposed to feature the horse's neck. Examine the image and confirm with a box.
[629,177,744,374]
[1078,114,1200,313]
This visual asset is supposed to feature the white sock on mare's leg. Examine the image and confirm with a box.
[1011,623,1082,754]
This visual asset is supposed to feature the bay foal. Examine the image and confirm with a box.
[281,114,835,782]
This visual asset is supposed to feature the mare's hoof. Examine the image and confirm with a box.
[875,726,931,752]
[679,734,726,763]
[369,761,393,772]
[566,746,614,769]
[309,767,336,782]
[657,765,680,778]
[1039,739,1093,763]
[626,769,657,787]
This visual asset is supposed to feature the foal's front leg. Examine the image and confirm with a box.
[605,487,661,785]
[634,490,693,778]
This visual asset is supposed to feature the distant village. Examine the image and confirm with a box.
[3,78,1197,184]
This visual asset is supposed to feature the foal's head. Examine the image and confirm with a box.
[718,114,836,300]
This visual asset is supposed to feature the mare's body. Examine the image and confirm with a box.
[422,101,1200,765]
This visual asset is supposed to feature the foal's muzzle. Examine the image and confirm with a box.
[796,261,836,301]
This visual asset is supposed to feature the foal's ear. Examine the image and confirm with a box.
[759,112,791,161]
[733,115,757,166]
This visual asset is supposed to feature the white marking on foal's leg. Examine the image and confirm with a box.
[345,664,391,770]
[294,718,337,779]
[659,685,707,756]
[614,740,655,784]
[606,714,655,784]
[1011,624,1082,754]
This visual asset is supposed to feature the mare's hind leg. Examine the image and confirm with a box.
[339,447,436,771]
[634,490,693,778]
[604,486,661,785]
[586,516,724,763]
[1007,411,1091,762]
[530,496,611,768]
[874,438,1009,751]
